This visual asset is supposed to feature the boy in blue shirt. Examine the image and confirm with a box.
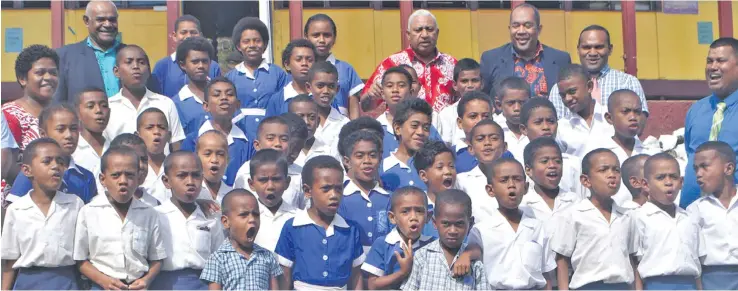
[413,140,458,238]
[362,186,434,290]
[153,15,221,98]
[172,36,216,136]
[453,91,496,173]
[275,156,365,290]
[226,17,289,108]
[265,39,318,116]
[9,104,97,204]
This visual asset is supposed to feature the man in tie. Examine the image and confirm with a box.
[548,25,648,119]
[681,37,738,208]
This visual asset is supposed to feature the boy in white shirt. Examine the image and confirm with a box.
[494,76,531,163]
[452,91,495,174]
[288,95,337,166]
[620,154,650,209]
[632,153,704,290]
[435,58,483,145]
[195,130,233,205]
[73,88,110,182]
[521,137,581,220]
[306,61,349,149]
[136,108,172,203]
[109,133,162,207]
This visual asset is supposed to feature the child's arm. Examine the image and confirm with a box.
[270,275,281,291]
[696,276,703,290]
[366,239,414,290]
[208,282,223,290]
[349,93,361,120]
[78,260,128,290]
[544,271,555,290]
[349,266,363,290]
[555,254,571,290]
[128,260,162,290]
[454,244,482,277]
[280,266,293,290]
[631,255,642,291]
[1,260,17,290]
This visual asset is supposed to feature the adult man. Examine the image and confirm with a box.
[152,14,222,98]
[681,37,738,208]
[549,25,648,119]
[480,3,570,99]
[362,9,457,113]
[54,1,159,104]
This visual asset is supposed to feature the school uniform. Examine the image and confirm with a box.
[376,112,444,159]
[556,101,615,158]
[499,120,530,164]
[469,209,556,290]
[559,153,588,200]
[104,88,186,145]
[433,100,460,145]
[8,158,97,204]
[326,54,364,116]
[197,180,232,206]
[314,108,350,154]
[152,52,221,98]
[274,210,366,290]
[456,165,498,223]
[400,240,488,290]
[550,199,635,290]
[620,199,643,211]
[521,187,580,221]
[200,240,284,290]
[73,195,167,284]
[233,161,307,209]
[173,85,206,136]
[265,82,303,117]
[379,152,426,192]
[255,198,298,252]
[1,191,84,290]
[136,188,161,208]
[143,164,168,204]
[453,140,478,174]
[361,228,435,278]
[181,120,254,186]
[225,60,290,109]
[73,135,109,187]
[338,180,391,253]
[151,200,225,290]
[233,108,267,143]
[294,137,339,168]
[686,194,738,290]
[632,202,704,290]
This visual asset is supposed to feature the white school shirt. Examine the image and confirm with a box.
[686,193,738,266]
[255,199,298,252]
[469,209,556,289]
[314,108,350,150]
[433,101,460,145]
[499,120,530,164]
[295,136,338,168]
[456,165,498,223]
[104,88,186,144]
[137,188,161,208]
[73,195,167,281]
[521,187,581,221]
[632,202,705,278]
[550,199,635,289]
[197,181,232,206]
[155,200,225,271]
[73,135,109,183]
[1,191,84,268]
[143,164,168,204]
[233,161,306,209]
[557,102,614,157]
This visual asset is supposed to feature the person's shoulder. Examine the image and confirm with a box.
[481,43,513,58]
[56,40,87,56]
[268,63,287,74]
[153,56,171,68]
[541,43,569,56]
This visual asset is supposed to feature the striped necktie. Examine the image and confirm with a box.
[709,101,727,141]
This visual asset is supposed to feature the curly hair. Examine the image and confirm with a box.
[15,44,59,86]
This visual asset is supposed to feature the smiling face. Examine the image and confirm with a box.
[23,143,68,193]
[20,57,58,102]
[249,163,289,209]
[41,111,80,156]
[304,167,344,217]
[196,133,228,184]
[582,151,621,199]
[706,45,738,99]
[525,146,563,191]
[487,161,527,210]
[395,112,431,153]
[389,192,427,241]
[557,75,593,114]
[204,81,240,119]
[509,6,541,54]
[457,99,492,137]
[344,140,381,185]
[644,158,682,206]
[77,91,110,134]
[163,156,203,204]
[420,152,457,195]
[578,29,612,73]
[468,124,506,164]
[238,29,266,65]
[307,72,339,109]
[84,2,118,49]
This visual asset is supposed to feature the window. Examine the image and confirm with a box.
[413,1,469,9]
[478,0,513,9]
[1,1,16,8]
[328,1,371,8]
[21,0,50,8]
[572,1,661,11]
[527,1,562,9]
[126,1,166,7]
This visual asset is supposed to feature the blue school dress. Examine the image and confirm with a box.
[379,154,426,193]
[338,180,391,252]
[152,53,221,98]
[264,82,303,117]
[454,142,516,174]
[326,55,364,116]
[361,228,435,279]
[8,159,96,204]
[376,113,443,159]
[173,85,206,136]
[225,61,290,109]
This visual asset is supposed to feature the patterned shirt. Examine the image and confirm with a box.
[548,65,648,119]
[2,102,39,150]
[86,37,121,97]
[363,47,457,112]
[400,240,488,290]
[513,43,548,97]
[200,240,283,290]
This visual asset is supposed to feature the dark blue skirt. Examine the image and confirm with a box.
[13,266,79,290]
[150,268,207,290]
[643,275,697,290]
[702,265,738,290]
[575,281,630,290]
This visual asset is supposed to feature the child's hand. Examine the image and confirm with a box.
[127,278,148,290]
[102,277,129,290]
[196,199,221,217]
[394,238,414,276]
[453,251,472,278]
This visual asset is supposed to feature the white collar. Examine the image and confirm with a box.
[524,188,578,205]
[257,198,298,216]
[484,208,539,229]
[466,165,485,178]
[454,140,469,153]
[157,199,207,219]
[641,201,688,220]
[600,136,647,152]
[326,107,345,122]
[283,82,301,102]
[198,120,248,144]
[376,112,393,134]
[67,157,83,175]
[326,53,337,65]
[109,88,161,104]
[177,85,203,104]
[567,100,606,125]
[14,191,77,210]
[292,209,349,237]
[88,193,149,209]
[235,60,270,79]
[575,198,628,219]
[382,152,410,172]
[383,227,433,246]
[170,52,176,62]
[343,179,389,197]
[77,135,109,152]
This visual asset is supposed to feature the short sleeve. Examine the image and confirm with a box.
[73,207,90,261]
[630,213,643,257]
[210,222,225,253]
[352,225,366,267]
[537,225,557,273]
[268,253,284,277]
[276,68,290,90]
[0,208,20,260]
[167,103,186,143]
[361,239,388,276]
[468,225,484,248]
[210,61,222,78]
[147,213,168,260]
[1,114,18,149]
[550,211,576,257]
[472,260,489,290]
[200,253,223,284]
[346,66,364,96]
[399,250,424,291]
[274,222,296,267]
[8,174,32,201]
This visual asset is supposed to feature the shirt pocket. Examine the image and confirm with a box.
[192,225,212,255]
[131,228,149,256]
[520,241,544,275]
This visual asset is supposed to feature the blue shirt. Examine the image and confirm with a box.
[265,82,302,117]
[376,113,443,159]
[327,54,364,116]
[454,142,515,174]
[361,228,435,278]
[181,120,254,186]
[152,53,222,98]
[86,37,121,97]
[379,154,426,192]
[225,61,290,109]
[1,114,17,149]
[338,180,391,249]
[173,85,206,136]
[200,240,283,290]
[274,210,364,287]
[9,159,97,204]
[681,91,738,208]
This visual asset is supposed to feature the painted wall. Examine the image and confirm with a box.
[1,10,52,83]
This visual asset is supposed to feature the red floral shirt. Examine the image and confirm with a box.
[2,102,39,150]
[513,43,548,97]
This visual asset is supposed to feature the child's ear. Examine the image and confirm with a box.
[502,141,508,153]
[98,172,106,189]
[113,65,120,78]
[580,174,591,189]
[524,165,533,180]
[485,183,496,198]
[285,175,291,187]
[494,99,502,112]
[726,162,736,176]
[392,123,402,137]
[419,169,428,184]
[342,156,351,171]
[586,79,594,93]
[604,112,613,125]
[305,81,312,90]
[161,174,172,190]
[388,210,397,226]
[640,178,649,193]
[221,214,230,229]
[38,128,48,138]
[520,124,528,136]
[20,164,32,179]
[456,116,463,130]
[247,178,254,190]
[202,102,210,114]
[302,184,312,199]
[253,140,261,151]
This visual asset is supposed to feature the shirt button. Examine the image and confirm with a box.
[406,168,411,173]
[367,202,372,208]
[323,271,328,277]
[368,216,373,221]
[409,181,414,185]
[323,255,328,260]
[255,118,260,122]
[253,88,257,92]
[368,232,373,237]
[322,239,327,244]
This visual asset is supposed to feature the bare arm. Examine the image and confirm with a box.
[696,276,703,290]
[349,266,363,290]
[128,260,162,290]
[270,275,281,291]
[280,265,293,290]
[78,260,128,290]
[349,93,361,120]
[555,254,571,290]
[631,255,642,290]
[208,282,223,290]
[2,260,17,290]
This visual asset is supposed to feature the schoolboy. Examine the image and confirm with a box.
[399,64,421,99]
[362,186,434,290]
[453,91,495,173]
[9,104,97,204]
[288,94,330,167]
[495,76,532,163]
[265,39,317,116]
[435,58,483,145]
[172,36,216,135]
[551,148,635,290]
[305,61,350,151]
[400,189,488,290]
[620,154,650,209]
[182,77,252,186]
[152,151,225,290]
[280,112,312,167]
[632,153,704,290]
[338,130,390,252]
[379,98,433,192]
[413,141,457,213]
[105,45,186,151]
[200,189,284,290]
[275,156,364,290]
[109,133,161,207]
[74,146,166,290]
[153,15,221,98]
[1,139,83,289]
[456,119,508,222]
[226,17,289,108]
[335,116,385,161]
[521,137,581,220]
[73,87,111,182]
[137,108,172,203]
[468,157,555,290]
[248,149,298,252]
[686,141,738,290]
[195,130,233,204]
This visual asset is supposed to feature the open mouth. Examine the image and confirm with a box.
[361,167,375,175]
[442,177,454,188]
[708,73,721,83]
[245,227,257,242]
[118,187,129,195]
[265,194,276,201]
[408,223,419,232]
[607,181,619,189]
[327,201,339,209]
[94,118,106,124]
[545,171,560,180]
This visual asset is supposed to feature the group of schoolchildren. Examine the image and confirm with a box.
[2,13,737,291]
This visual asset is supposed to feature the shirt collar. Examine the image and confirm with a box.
[711,87,738,107]
[326,53,337,65]
[485,208,539,229]
[382,152,410,172]
[575,198,628,218]
[641,201,687,220]
[86,37,121,53]
[88,193,149,209]
[467,165,485,178]
[67,157,83,175]
[235,60,270,79]
[77,135,109,152]
[326,107,344,122]
[217,239,269,254]
[170,52,176,62]
[597,65,612,77]
[109,88,161,104]
[158,199,207,219]
[512,42,544,60]
[404,46,443,65]
[384,227,433,246]
[178,85,203,104]
[343,179,389,197]
[376,112,393,134]
[198,120,248,144]
[14,190,77,210]
[425,240,468,266]
[292,209,350,237]
[454,140,469,154]
[524,188,578,205]
[257,199,298,216]
[283,82,301,102]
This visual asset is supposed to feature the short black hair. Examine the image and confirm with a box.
[38,104,77,131]
[521,98,558,126]
[510,3,541,26]
[136,107,168,131]
[581,148,618,176]
[413,140,454,172]
[487,157,524,184]
[457,91,492,118]
[308,61,338,82]
[710,37,738,56]
[204,76,237,103]
[175,36,215,65]
[607,89,641,113]
[469,119,504,142]
[22,137,63,165]
[302,155,344,187]
[435,189,472,218]
[304,13,337,37]
[453,58,480,82]
[282,39,317,67]
[558,64,589,83]
[578,24,611,46]
[232,17,270,48]
[101,145,140,174]
[196,130,229,152]
[523,137,561,168]
[163,150,202,176]
[174,14,201,32]
[495,76,531,101]
[73,87,106,109]
[340,130,382,159]
[250,148,289,178]
[337,117,384,158]
[382,66,413,85]
[393,98,433,129]
[110,133,145,148]
[280,112,309,141]
[621,154,649,195]
[288,94,318,113]
[644,153,680,179]
[696,141,737,165]
[15,44,59,87]
[115,45,149,66]
[390,186,428,211]
[221,188,257,215]
[257,116,289,136]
